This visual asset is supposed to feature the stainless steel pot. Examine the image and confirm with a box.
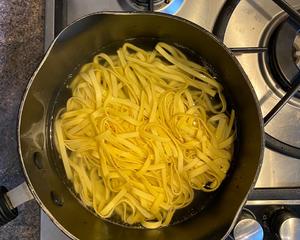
[0,12,264,240]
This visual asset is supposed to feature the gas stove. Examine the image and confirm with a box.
[42,1,300,239]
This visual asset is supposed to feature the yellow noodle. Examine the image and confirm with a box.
[54,42,235,228]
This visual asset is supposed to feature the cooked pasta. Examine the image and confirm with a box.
[54,42,235,229]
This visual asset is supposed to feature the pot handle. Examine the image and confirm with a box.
[0,182,34,226]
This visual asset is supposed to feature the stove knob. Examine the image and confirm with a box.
[270,209,300,240]
[233,210,264,240]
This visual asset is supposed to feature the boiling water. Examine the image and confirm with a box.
[48,38,234,228]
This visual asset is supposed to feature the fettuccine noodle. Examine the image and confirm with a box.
[54,42,235,228]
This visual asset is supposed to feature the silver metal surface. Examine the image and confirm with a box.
[41,211,69,240]
[44,0,226,47]
[66,0,225,32]
[233,219,264,240]
[246,200,300,206]
[279,218,300,240]
[223,0,300,188]
[44,0,55,50]
[259,12,300,109]
[6,182,34,208]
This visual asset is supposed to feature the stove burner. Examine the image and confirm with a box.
[268,17,300,99]
[131,0,165,8]
[293,35,300,69]
[120,0,184,14]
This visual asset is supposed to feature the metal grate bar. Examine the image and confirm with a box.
[272,0,300,26]
[148,0,154,11]
[230,47,268,54]
[264,78,300,125]
[249,188,300,201]
[54,0,67,37]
